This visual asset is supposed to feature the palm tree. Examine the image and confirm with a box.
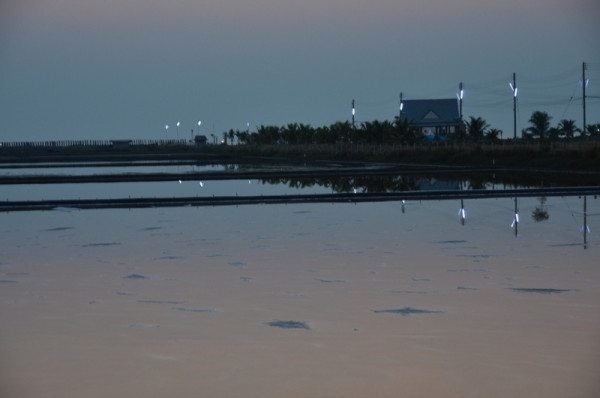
[583,123,600,138]
[393,118,420,144]
[281,123,301,145]
[297,123,314,144]
[556,119,579,140]
[235,130,250,145]
[329,121,353,143]
[256,125,281,144]
[486,128,502,142]
[465,116,489,142]
[526,111,552,141]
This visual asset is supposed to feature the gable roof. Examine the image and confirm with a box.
[400,99,461,127]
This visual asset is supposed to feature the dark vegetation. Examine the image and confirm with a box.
[2,111,599,170]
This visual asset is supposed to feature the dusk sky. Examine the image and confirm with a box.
[1,0,599,141]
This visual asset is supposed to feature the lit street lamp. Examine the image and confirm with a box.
[176,121,181,139]
[165,124,169,138]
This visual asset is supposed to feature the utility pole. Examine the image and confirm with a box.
[583,195,588,250]
[511,73,517,140]
[399,92,403,120]
[351,99,356,130]
[583,62,587,136]
[513,197,519,237]
[458,82,464,120]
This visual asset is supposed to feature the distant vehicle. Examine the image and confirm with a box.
[194,135,208,145]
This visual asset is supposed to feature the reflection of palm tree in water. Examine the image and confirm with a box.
[532,196,550,222]
[261,176,419,193]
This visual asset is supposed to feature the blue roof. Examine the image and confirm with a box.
[401,99,461,127]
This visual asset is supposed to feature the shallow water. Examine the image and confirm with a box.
[0,179,332,201]
[1,194,599,397]
[0,163,224,176]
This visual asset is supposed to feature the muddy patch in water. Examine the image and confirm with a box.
[509,288,576,294]
[315,278,345,284]
[373,306,444,316]
[137,300,183,305]
[156,256,184,261]
[43,227,74,232]
[266,320,310,330]
[173,307,215,313]
[389,290,428,294]
[82,242,121,248]
[123,274,147,280]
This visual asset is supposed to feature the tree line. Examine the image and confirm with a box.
[218,112,600,146]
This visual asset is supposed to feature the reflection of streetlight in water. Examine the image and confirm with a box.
[458,199,466,226]
[511,197,519,236]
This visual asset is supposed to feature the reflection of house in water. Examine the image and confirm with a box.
[416,178,460,191]
[400,99,462,139]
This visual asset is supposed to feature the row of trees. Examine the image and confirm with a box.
[218,113,600,146]
[522,111,600,141]
[224,119,422,146]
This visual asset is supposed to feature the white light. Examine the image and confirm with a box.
[515,213,520,223]
[199,181,204,187]
[514,88,518,97]
[353,188,357,194]
[460,89,464,100]
[585,79,590,88]
[400,103,404,111]
[165,124,169,129]
[176,121,181,127]
[509,82,514,91]
[198,120,202,126]
[352,108,355,116]
[178,180,182,184]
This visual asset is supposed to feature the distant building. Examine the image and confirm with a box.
[400,99,462,139]
[194,135,208,145]
[110,139,132,148]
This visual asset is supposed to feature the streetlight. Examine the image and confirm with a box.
[509,73,518,140]
[176,121,181,139]
[165,124,169,139]
[456,82,464,120]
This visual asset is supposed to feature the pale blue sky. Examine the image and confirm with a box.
[1,0,598,141]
